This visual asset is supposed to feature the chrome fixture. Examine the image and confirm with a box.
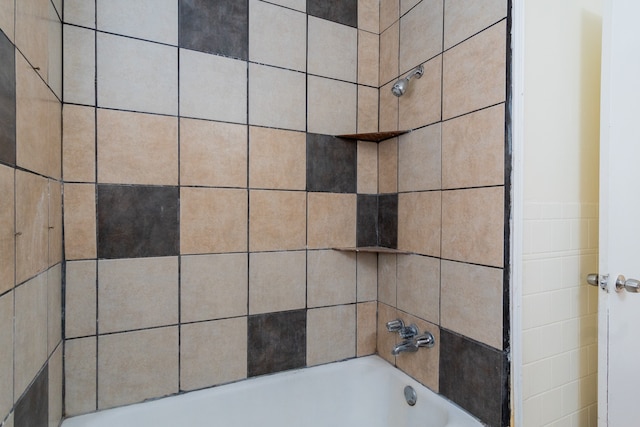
[391,65,424,97]
[404,386,417,406]
[387,319,435,355]
[385,319,418,339]
[391,333,435,355]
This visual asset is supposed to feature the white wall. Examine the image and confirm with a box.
[520,0,601,425]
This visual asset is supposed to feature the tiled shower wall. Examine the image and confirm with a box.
[61,0,382,415]
[375,1,510,426]
[0,1,64,427]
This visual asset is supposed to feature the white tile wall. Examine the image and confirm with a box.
[97,0,178,45]
[97,33,178,115]
[522,202,598,427]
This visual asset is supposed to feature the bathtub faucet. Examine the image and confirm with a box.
[391,333,436,355]
[385,319,418,339]
[387,319,436,356]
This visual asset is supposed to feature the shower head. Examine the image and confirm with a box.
[391,64,424,97]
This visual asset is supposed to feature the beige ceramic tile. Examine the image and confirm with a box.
[398,123,441,192]
[357,86,379,134]
[442,104,505,189]
[378,138,398,194]
[0,291,13,420]
[249,0,306,72]
[444,0,507,49]
[97,109,178,185]
[379,81,399,132]
[398,191,441,256]
[357,252,377,302]
[357,141,378,194]
[63,25,95,106]
[379,21,399,85]
[47,264,62,354]
[98,327,178,409]
[180,118,247,188]
[98,257,179,333]
[48,181,62,266]
[97,0,177,45]
[0,165,14,295]
[15,0,49,80]
[47,2,63,100]
[249,63,306,131]
[0,0,14,42]
[357,301,377,356]
[307,76,357,135]
[441,260,503,349]
[443,21,506,119]
[307,192,356,249]
[180,318,247,391]
[399,0,443,75]
[249,190,306,252]
[97,33,177,115]
[378,253,397,306]
[380,0,399,32]
[441,187,504,267]
[15,170,49,284]
[63,184,96,260]
[63,0,95,27]
[180,188,248,254]
[63,104,95,182]
[15,55,54,177]
[397,254,440,324]
[395,315,439,392]
[180,253,248,323]
[399,55,442,130]
[377,302,398,365]
[14,272,48,399]
[307,305,356,366]
[48,90,62,180]
[358,0,379,33]
[307,249,357,307]
[65,337,97,416]
[249,127,306,190]
[48,345,62,427]
[249,251,306,315]
[400,0,420,16]
[309,16,357,82]
[65,260,96,338]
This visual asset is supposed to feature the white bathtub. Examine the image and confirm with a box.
[62,355,482,427]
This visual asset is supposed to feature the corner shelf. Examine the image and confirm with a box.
[333,246,413,255]
[336,130,410,143]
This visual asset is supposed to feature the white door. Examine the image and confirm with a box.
[596,0,640,425]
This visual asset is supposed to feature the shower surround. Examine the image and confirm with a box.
[0,1,510,426]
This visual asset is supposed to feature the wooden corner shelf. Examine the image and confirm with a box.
[335,130,410,143]
[333,246,413,255]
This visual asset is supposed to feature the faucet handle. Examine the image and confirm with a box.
[399,324,419,339]
[386,319,404,332]
[415,332,435,348]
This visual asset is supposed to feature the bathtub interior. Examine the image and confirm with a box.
[61,356,482,427]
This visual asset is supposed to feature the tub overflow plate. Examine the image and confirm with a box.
[404,385,417,406]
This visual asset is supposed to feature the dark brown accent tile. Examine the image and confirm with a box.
[357,194,377,247]
[248,310,306,377]
[97,185,179,259]
[378,193,397,248]
[439,329,509,427]
[307,133,356,193]
[15,364,48,427]
[179,0,248,60]
[0,31,15,166]
[307,0,357,28]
